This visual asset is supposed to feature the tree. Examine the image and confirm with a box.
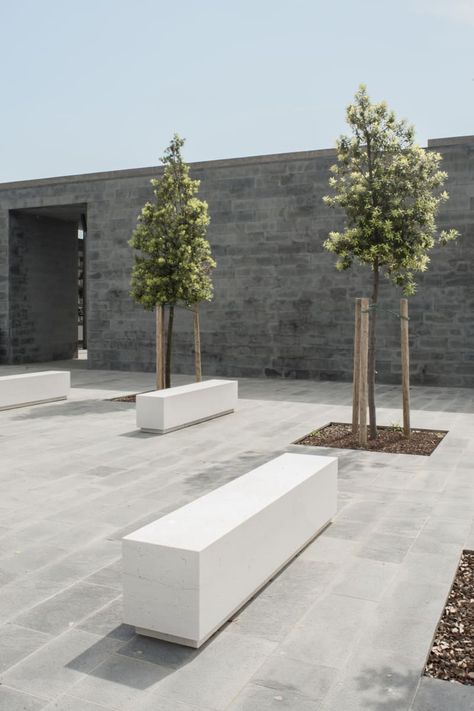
[129,134,216,388]
[323,86,459,439]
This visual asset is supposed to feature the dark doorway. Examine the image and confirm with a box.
[8,203,87,363]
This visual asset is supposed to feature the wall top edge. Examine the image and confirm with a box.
[427,135,474,147]
[0,134,472,194]
[0,147,338,193]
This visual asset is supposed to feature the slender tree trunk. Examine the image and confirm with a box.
[400,298,411,438]
[368,260,379,439]
[165,305,174,389]
[193,304,202,382]
[352,298,362,435]
[156,304,164,390]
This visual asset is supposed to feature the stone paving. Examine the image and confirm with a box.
[0,360,473,710]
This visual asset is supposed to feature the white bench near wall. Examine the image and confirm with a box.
[0,370,70,411]
[122,452,337,648]
[136,379,238,434]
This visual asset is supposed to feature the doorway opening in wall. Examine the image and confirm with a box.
[77,213,87,360]
[8,203,88,364]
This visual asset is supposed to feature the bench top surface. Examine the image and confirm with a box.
[0,370,68,382]
[138,379,236,400]
[124,453,336,551]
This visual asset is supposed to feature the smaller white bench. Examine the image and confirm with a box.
[0,370,70,411]
[136,379,238,434]
[122,452,337,647]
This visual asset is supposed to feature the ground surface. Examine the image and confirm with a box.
[0,360,474,710]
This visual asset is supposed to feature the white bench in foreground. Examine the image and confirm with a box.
[0,370,70,411]
[122,452,337,647]
[136,379,238,434]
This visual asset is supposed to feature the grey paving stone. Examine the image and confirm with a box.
[133,631,277,710]
[13,582,120,635]
[67,654,170,710]
[281,594,375,669]
[116,634,199,669]
[0,629,120,700]
[84,560,122,590]
[332,558,399,601]
[299,534,357,564]
[231,560,336,642]
[0,686,46,711]
[252,653,337,702]
[0,623,52,673]
[411,676,474,711]
[356,533,416,564]
[77,598,135,642]
[42,696,117,711]
[228,683,322,710]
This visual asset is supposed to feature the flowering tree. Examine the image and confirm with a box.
[130,134,216,388]
[324,86,459,437]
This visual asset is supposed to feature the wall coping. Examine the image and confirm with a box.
[0,134,473,193]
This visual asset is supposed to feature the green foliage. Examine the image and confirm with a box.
[129,134,216,310]
[323,86,459,295]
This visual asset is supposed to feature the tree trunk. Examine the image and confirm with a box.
[165,305,174,389]
[352,298,362,435]
[156,304,164,390]
[400,298,411,438]
[194,304,202,382]
[359,298,370,446]
[368,261,379,439]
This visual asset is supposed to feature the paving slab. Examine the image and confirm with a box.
[0,360,473,710]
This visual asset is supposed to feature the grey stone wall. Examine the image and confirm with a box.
[9,212,78,362]
[0,135,473,387]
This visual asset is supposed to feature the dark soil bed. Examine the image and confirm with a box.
[425,550,474,686]
[295,422,446,456]
[108,391,152,403]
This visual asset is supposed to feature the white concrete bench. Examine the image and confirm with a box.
[0,370,70,411]
[122,452,337,647]
[136,379,238,434]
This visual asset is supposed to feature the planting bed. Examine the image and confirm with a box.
[425,550,474,685]
[295,422,447,456]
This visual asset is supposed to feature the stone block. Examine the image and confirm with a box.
[136,379,238,434]
[122,452,337,647]
[0,370,70,410]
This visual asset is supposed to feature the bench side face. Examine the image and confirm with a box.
[122,542,200,641]
[136,380,238,432]
[197,458,337,643]
[0,370,70,408]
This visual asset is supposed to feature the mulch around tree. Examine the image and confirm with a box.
[108,391,153,403]
[424,550,474,686]
[295,422,446,456]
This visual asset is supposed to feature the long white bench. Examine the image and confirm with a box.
[0,370,70,411]
[136,379,238,434]
[122,452,337,647]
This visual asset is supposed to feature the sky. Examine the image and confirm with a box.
[0,0,472,182]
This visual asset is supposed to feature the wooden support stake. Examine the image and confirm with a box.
[194,304,202,382]
[162,305,167,388]
[156,305,164,390]
[358,298,369,447]
[400,298,411,438]
[352,298,362,435]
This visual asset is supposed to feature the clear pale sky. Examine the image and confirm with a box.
[0,0,472,182]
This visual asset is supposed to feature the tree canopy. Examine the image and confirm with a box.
[323,85,458,296]
[129,134,216,309]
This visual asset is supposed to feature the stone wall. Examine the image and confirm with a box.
[0,135,473,386]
